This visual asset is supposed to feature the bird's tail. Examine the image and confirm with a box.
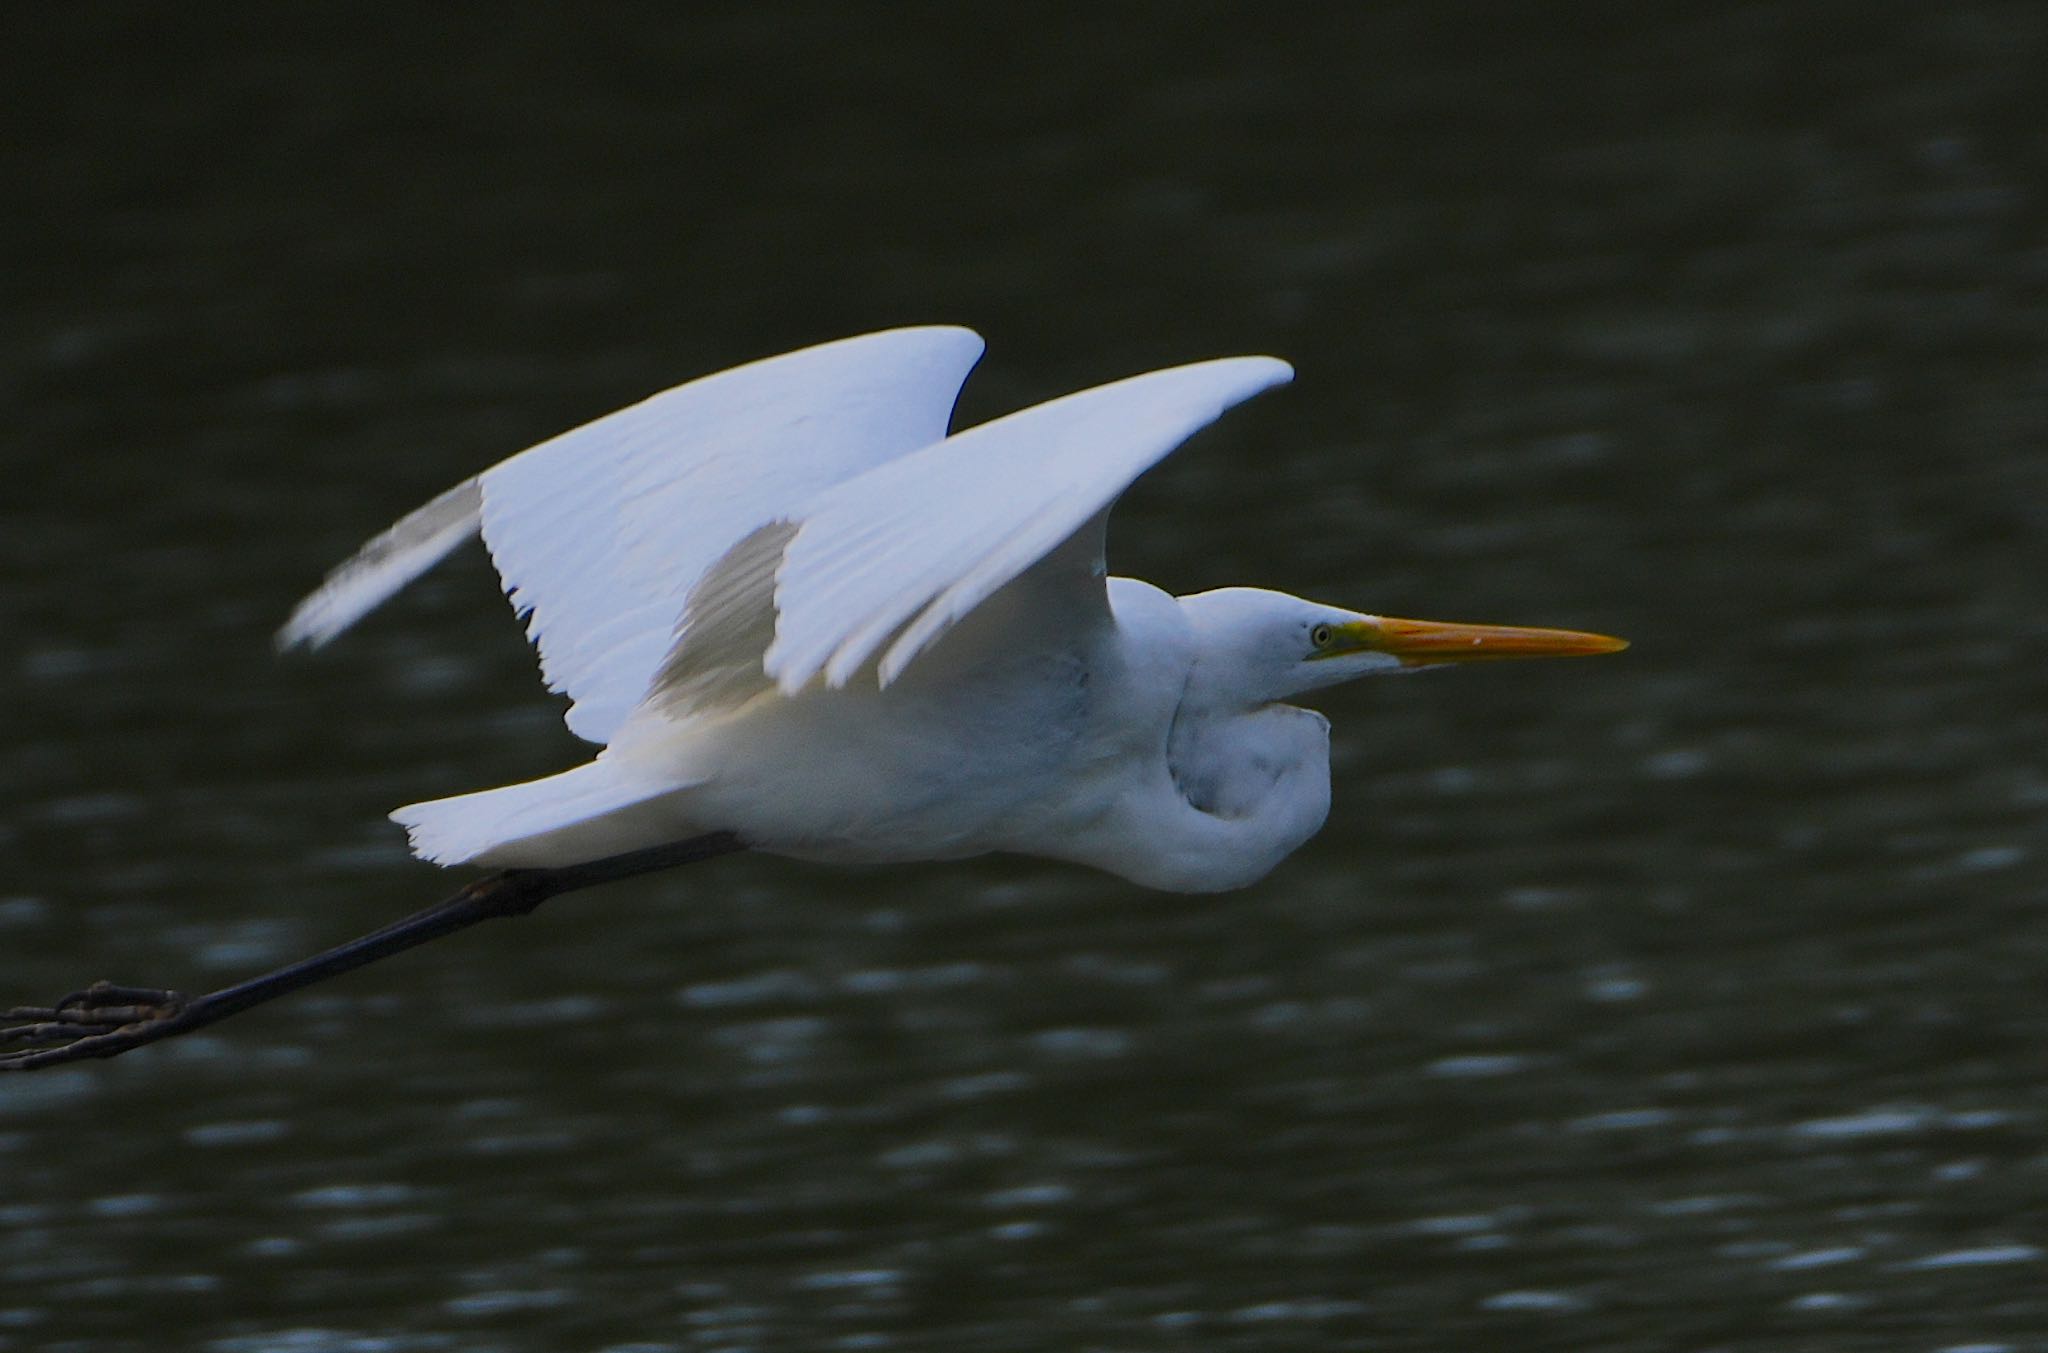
[392,759,700,868]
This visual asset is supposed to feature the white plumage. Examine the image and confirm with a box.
[283,327,1623,891]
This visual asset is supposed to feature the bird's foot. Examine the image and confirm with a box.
[1,981,190,1070]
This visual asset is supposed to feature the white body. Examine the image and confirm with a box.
[448,574,1330,892]
[282,327,1617,893]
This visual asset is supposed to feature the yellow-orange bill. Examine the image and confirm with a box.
[1332,616,1629,667]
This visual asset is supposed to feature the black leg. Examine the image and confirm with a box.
[1,831,744,1072]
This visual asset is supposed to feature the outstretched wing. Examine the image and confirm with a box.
[278,326,986,744]
[763,355,1293,692]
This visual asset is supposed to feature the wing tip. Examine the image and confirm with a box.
[876,324,987,389]
[895,322,985,353]
[273,581,389,653]
[274,612,334,654]
[272,477,485,655]
[1230,354,1294,392]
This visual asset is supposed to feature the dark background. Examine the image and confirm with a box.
[5,4,2046,1350]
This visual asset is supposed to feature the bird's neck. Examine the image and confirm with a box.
[1168,702,1329,817]
[1097,701,1332,892]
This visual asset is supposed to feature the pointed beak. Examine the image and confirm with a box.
[1326,615,1629,667]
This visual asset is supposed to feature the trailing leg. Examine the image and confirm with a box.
[0,832,743,1072]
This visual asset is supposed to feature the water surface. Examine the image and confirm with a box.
[6,5,2047,1350]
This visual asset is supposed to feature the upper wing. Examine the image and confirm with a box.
[277,326,986,743]
[763,355,1293,692]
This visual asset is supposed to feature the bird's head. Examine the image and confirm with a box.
[1179,587,1628,707]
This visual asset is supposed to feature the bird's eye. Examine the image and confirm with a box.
[1310,623,1334,649]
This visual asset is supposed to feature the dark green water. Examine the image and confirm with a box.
[6,5,2047,1350]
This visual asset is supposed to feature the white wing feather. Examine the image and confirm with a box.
[483,326,982,741]
[765,356,1293,693]
[279,326,986,744]
[276,478,484,651]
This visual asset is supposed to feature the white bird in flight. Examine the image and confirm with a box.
[4,326,1627,1069]
[280,325,1624,893]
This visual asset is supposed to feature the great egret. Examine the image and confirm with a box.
[3,326,1623,1069]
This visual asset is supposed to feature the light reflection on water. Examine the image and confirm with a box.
[7,4,2048,1350]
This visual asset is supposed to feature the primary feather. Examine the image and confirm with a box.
[275,478,483,651]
